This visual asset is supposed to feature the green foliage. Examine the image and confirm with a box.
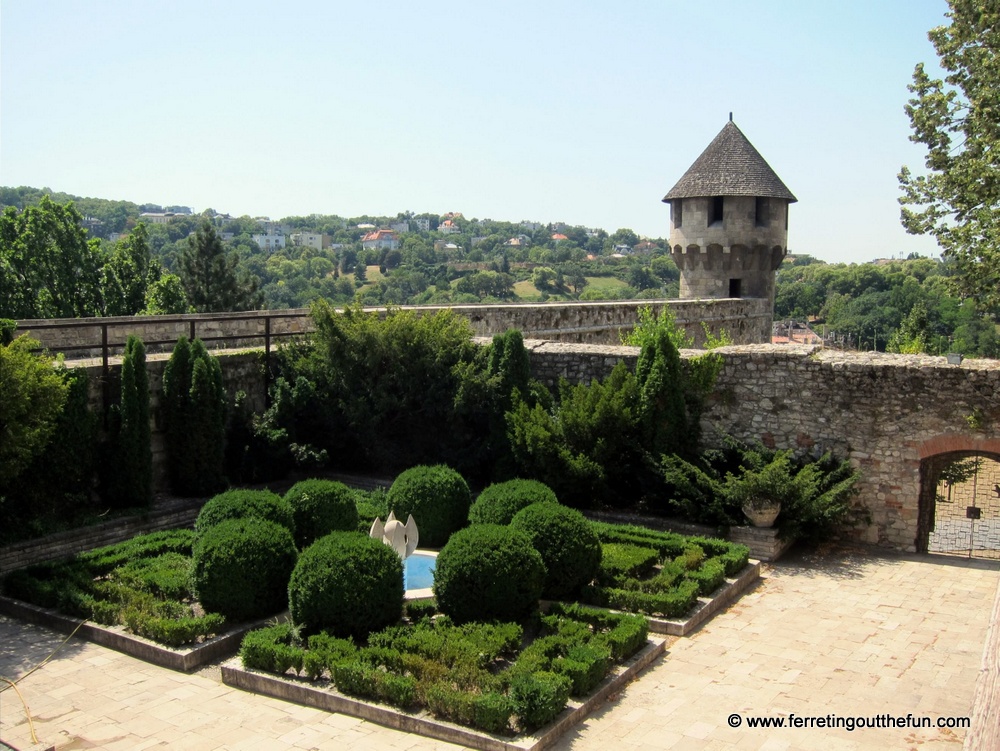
[509,503,602,599]
[433,525,545,624]
[289,302,482,472]
[355,487,390,532]
[899,0,1000,311]
[284,479,360,549]
[225,378,330,486]
[0,337,68,486]
[191,517,298,621]
[635,326,689,457]
[240,623,308,674]
[179,221,263,312]
[194,489,295,535]
[1,365,98,541]
[509,671,572,730]
[506,363,644,507]
[287,531,403,638]
[106,336,152,508]
[102,223,160,316]
[1,530,227,647]
[468,479,558,525]
[597,544,660,583]
[663,440,861,542]
[0,196,104,318]
[162,337,226,496]
[386,465,471,547]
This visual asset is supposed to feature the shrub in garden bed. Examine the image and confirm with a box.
[468,479,558,526]
[386,465,471,547]
[579,523,751,618]
[1,529,229,647]
[432,524,544,624]
[191,518,298,621]
[284,479,360,548]
[288,532,403,639]
[194,489,295,536]
[509,503,602,600]
[238,602,649,736]
[355,488,389,533]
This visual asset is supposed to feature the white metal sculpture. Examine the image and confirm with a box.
[369,511,419,559]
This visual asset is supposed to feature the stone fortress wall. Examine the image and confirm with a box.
[13,297,772,356]
[528,341,1000,552]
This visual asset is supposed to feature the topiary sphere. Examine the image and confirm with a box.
[386,465,471,547]
[191,517,297,621]
[288,532,403,639]
[433,525,545,624]
[284,479,360,549]
[509,503,602,600]
[468,479,558,526]
[194,489,294,536]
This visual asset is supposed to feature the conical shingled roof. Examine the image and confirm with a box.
[662,121,797,203]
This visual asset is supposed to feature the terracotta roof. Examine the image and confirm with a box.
[663,121,797,203]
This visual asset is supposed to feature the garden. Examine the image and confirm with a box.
[0,303,860,745]
[1,467,756,745]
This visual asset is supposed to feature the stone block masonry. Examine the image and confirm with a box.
[527,341,1000,552]
[12,296,771,357]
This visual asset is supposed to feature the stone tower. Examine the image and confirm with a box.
[662,119,796,307]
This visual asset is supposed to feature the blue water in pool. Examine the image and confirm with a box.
[404,552,436,591]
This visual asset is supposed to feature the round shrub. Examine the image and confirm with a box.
[468,479,558,526]
[509,503,602,600]
[386,465,471,547]
[288,532,403,639]
[433,525,545,624]
[191,517,297,621]
[194,489,294,535]
[284,479,360,548]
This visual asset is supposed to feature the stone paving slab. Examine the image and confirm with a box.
[1,549,997,751]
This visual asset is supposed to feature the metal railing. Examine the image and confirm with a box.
[18,310,314,415]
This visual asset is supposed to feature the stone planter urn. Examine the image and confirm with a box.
[742,502,781,528]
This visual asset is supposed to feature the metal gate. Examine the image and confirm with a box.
[927,454,1000,559]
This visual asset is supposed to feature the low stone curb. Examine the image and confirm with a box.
[221,636,666,751]
[0,595,272,673]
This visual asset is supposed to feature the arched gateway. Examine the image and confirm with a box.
[916,436,1000,558]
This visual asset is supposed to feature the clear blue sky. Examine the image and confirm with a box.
[1,0,948,264]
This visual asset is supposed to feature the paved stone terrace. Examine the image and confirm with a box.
[1,549,997,751]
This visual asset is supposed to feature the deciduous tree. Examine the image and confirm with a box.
[899,0,1000,310]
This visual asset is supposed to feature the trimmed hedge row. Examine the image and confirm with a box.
[238,603,648,735]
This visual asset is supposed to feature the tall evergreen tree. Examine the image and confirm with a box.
[178,221,263,312]
[162,336,227,496]
[107,335,152,507]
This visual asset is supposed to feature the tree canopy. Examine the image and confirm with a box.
[899,0,1000,310]
[178,222,263,312]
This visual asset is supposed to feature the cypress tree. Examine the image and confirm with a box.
[109,335,151,507]
[635,327,689,458]
[162,336,193,493]
[162,336,226,496]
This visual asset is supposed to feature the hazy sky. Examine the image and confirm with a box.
[2,1,949,263]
